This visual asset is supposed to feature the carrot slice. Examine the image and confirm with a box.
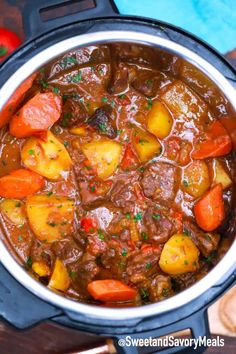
[87,280,137,302]
[0,169,45,199]
[192,120,232,159]
[194,184,224,231]
[0,72,38,128]
[9,92,62,138]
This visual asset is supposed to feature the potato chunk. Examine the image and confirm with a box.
[21,131,72,180]
[132,127,162,162]
[0,199,26,226]
[32,261,51,277]
[48,258,70,291]
[26,194,75,242]
[161,80,207,120]
[147,101,173,139]
[81,140,122,179]
[182,160,210,198]
[212,159,232,189]
[159,234,199,275]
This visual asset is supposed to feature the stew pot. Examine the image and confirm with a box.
[0,1,235,353]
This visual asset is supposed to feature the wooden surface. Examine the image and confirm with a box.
[0,1,235,353]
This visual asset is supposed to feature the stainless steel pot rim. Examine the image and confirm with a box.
[0,30,235,321]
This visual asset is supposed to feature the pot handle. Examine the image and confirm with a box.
[113,309,209,354]
[23,0,119,40]
[0,262,62,328]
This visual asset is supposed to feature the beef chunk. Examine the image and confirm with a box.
[51,238,83,265]
[141,162,178,205]
[149,275,173,301]
[183,220,220,257]
[110,181,137,213]
[107,62,129,94]
[126,247,161,284]
[59,98,87,128]
[87,105,117,138]
[143,207,174,244]
[78,253,100,282]
[131,71,166,97]
[109,173,141,213]
[172,272,197,291]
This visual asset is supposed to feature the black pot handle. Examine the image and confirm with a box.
[23,0,119,41]
[113,309,209,354]
[0,262,62,328]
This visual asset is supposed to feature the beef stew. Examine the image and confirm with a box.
[0,43,235,306]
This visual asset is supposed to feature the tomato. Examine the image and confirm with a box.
[0,28,21,62]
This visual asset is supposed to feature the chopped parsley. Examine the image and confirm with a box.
[121,249,127,257]
[63,141,69,147]
[147,98,153,110]
[183,180,189,187]
[141,231,148,240]
[138,167,145,173]
[125,213,131,219]
[101,96,108,103]
[53,86,59,94]
[72,72,82,82]
[152,213,161,220]
[26,256,33,268]
[28,149,35,155]
[140,288,149,300]
[184,260,189,265]
[48,222,57,227]
[162,288,169,297]
[98,229,105,240]
[60,112,72,127]
[183,228,190,236]
[117,129,123,135]
[39,79,48,89]
[69,271,77,279]
[47,191,53,196]
[15,202,21,207]
[139,139,149,145]
[98,123,107,132]
[18,235,23,242]
[134,212,142,222]
[146,262,152,269]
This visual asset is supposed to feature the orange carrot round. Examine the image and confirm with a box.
[194,184,224,231]
[9,92,62,138]
[87,279,137,302]
[0,169,45,199]
[192,120,232,159]
[0,72,38,128]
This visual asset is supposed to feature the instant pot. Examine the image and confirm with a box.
[0,1,235,353]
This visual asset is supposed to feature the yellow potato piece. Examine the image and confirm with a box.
[26,194,75,242]
[132,127,162,162]
[147,101,173,139]
[32,261,51,277]
[48,258,70,291]
[81,140,122,179]
[161,80,207,120]
[212,159,232,189]
[159,234,199,275]
[69,126,87,136]
[0,199,26,226]
[182,160,210,198]
[21,131,72,180]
